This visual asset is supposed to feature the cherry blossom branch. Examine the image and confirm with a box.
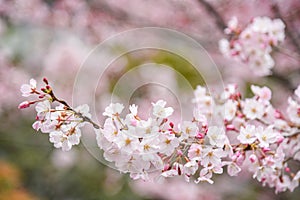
[267,70,295,91]
[18,78,300,192]
[197,0,226,32]
[272,3,300,55]
[48,90,100,129]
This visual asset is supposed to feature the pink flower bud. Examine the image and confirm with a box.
[231,154,237,161]
[18,101,30,109]
[226,124,236,131]
[43,77,49,85]
[236,154,245,165]
[285,167,290,173]
[163,164,170,171]
[249,154,257,163]
[130,120,137,126]
[177,150,183,156]
[274,109,283,119]
[237,113,244,118]
[276,135,284,144]
[262,147,271,153]
[196,132,204,139]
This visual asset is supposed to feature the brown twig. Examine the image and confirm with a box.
[268,70,295,92]
[49,90,101,129]
[272,3,300,54]
[197,0,226,32]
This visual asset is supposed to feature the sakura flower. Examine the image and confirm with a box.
[206,126,227,148]
[256,126,278,148]
[183,160,199,182]
[251,85,272,103]
[275,175,291,193]
[221,84,238,100]
[219,17,285,76]
[218,39,230,57]
[248,52,274,76]
[130,171,149,181]
[295,85,300,99]
[195,168,214,184]
[135,119,159,137]
[192,85,207,103]
[195,176,214,184]
[103,144,129,163]
[116,154,150,174]
[179,121,198,140]
[94,128,112,151]
[201,147,224,168]
[103,103,124,117]
[139,137,159,154]
[74,104,91,118]
[20,78,37,97]
[32,117,55,133]
[158,132,180,156]
[267,18,286,45]
[183,160,198,176]
[114,131,139,153]
[223,99,237,121]
[101,118,119,142]
[237,124,257,144]
[161,169,179,178]
[35,100,51,118]
[161,162,183,178]
[188,144,202,160]
[223,161,241,176]
[289,171,300,192]
[243,98,265,120]
[287,97,300,124]
[152,100,174,118]
[250,16,273,33]
[224,16,238,34]
[193,108,207,124]
[49,125,81,151]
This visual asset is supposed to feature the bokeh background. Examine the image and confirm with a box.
[1,0,300,199]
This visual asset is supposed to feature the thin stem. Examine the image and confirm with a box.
[49,90,101,129]
[272,3,300,55]
[197,0,226,33]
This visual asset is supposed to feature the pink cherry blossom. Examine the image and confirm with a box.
[20,78,37,97]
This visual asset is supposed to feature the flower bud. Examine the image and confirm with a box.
[18,101,30,109]
[226,124,236,131]
[276,135,284,144]
[285,167,290,173]
[43,77,49,85]
[249,154,257,163]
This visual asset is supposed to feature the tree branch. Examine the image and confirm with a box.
[197,0,226,33]
[272,3,300,55]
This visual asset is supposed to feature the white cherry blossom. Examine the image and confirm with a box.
[237,124,257,144]
[152,100,174,118]
[243,98,265,120]
[103,103,124,117]
[256,126,278,148]
[206,126,227,148]
[20,78,37,97]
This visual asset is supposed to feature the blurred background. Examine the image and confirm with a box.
[1,0,300,199]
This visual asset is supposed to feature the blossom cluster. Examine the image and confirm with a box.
[19,78,300,193]
[95,100,179,180]
[18,78,93,151]
[219,16,285,76]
